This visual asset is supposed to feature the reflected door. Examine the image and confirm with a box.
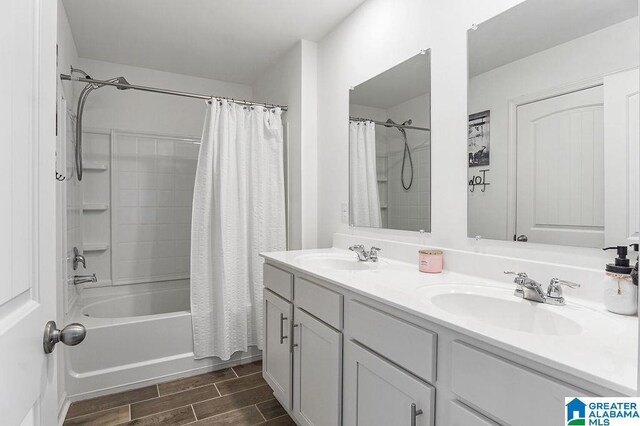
[516,86,604,247]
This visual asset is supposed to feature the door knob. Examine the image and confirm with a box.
[516,234,528,242]
[43,321,86,354]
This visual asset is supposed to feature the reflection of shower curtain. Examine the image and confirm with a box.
[191,100,286,360]
[350,121,382,227]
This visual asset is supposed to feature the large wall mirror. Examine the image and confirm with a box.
[467,0,639,248]
[349,52,431,232]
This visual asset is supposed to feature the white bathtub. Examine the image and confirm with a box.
[66,280,261,398]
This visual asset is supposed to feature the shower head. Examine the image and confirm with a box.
[402,119,413,126]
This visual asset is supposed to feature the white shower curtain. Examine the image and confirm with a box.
[350,121,382,227]
[191,100,286,360]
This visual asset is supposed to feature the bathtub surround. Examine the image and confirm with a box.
[191,101,287,360]
[349,120,382,227]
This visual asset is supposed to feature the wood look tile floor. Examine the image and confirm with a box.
[63,361,296,426]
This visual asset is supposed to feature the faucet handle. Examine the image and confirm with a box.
[349,244,365,251]
[547,278,580,298]
[370,246,382,253]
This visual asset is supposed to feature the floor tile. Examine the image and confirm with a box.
[63,406,130,426]
[131,384,219,419]
[215,372,267,396]
[116,405,195,425]
[158,369,236,396]
[256,399,286,420]
[232,361,262,377]
[66,386,158,419]
[191,405,265,425]
[259,415,297,426]
[193,384,273,420]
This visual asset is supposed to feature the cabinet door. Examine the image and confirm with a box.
[293,308,342,426]
[343,341,434,426]
[264,289,293,410]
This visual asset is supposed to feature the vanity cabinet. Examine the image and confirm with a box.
[263,264,343,425]
[293,307,342,426]
[262,259,617,426]
[263,289,293,410]
[343,340,435,426]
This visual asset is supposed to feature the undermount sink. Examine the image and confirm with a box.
[418,284,587,336]
[296,253,385,271]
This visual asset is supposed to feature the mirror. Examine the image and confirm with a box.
[467,0,639,248]
[349,52,431,232]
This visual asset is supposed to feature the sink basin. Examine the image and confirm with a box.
[430,292,582,336]
[417,284,587,336]
[296,253,384,271]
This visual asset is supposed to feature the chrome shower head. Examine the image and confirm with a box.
[402,119,413,126]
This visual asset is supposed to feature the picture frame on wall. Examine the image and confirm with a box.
[468,110,490,167]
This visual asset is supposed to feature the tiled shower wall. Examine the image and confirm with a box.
[81,131,199,286]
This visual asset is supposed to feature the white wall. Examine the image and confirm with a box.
[252,40,318,250]
[468,17,639,241]
[317,0,619,269]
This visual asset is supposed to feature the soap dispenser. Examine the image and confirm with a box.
[602,245,638,315]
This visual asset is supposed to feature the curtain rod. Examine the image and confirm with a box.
[349,116,430,132]
[60,74,288,111]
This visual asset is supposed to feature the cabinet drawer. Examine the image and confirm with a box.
[347,300,436,383]
[295,277,343,329]
[264,264,293,301]
[449,401,498,426]
[451,341,590,426]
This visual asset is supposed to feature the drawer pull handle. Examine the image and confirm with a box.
[410,403,423,426]
[279,314,288,344]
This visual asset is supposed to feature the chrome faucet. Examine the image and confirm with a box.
[72,247,86,270]
[349,245,383,262]
[505,272,580,305]
[74,273,97,285]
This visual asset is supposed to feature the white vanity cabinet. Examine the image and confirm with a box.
[343,340,435,426]
[263,264,343,425]
[262,259,619,426]
[263,288,293,411]
[293,307,342,426]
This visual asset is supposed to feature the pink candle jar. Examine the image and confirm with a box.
[419,250,443,273]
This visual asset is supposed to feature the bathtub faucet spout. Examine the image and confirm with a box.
[74,273,97,285]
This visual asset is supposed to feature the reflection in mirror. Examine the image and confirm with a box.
[349,51,431,232]
[467,0,639,248]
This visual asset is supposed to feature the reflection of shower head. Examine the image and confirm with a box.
[402,119,412,126]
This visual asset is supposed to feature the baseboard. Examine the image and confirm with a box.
[66,352,263,403]
[58,392,70,426]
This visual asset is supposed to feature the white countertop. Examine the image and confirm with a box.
[261,248,638,396]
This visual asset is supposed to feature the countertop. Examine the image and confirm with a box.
[261,248,638,396]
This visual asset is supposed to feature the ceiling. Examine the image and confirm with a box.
[350,52,431,110]
[62,0,367,85]
[468,0,638,77]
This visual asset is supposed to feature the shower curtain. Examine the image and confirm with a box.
[191,100,286,360]
[350,121,382,227]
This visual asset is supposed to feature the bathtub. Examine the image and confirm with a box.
[65,280,261,398]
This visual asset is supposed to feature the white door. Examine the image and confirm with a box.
[263,289,293,411]
[603,68,640,246]
[343,341,434,426]
[516,85,604,247]
[292,307,342,426]
[0,0,58,425]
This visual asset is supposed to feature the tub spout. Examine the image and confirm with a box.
[74,274,97,285]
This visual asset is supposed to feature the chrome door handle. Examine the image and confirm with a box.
[43,321,86,354]
[410,403,423,426]
[516,234,528,242]
[279,313,288,344]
